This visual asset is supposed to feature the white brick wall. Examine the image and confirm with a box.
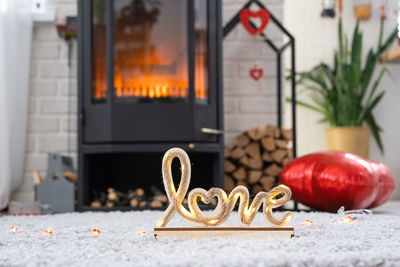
[11,0,77,202]
[12,0,282,202]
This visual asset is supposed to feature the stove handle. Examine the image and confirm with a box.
[201,128,224,135]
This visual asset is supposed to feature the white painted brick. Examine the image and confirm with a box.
[10,191,34,202]
[224,78,259,96]
[223,28,238,42]
[25,154,47,172]
[224,41,261,60]
[28,117,59,133]
[259,77,278,95]
[222,4,242,24]
[40,98,77,114]
[239,96,276,113]
[16,173,36,192]
[28,99,37,115]
[26,135,35,153]
[32,43,60,59]
[39,62,70,78]
[224,114,260,132]
[62,116,77,132]
[55,3,77,24]
[30,62,38,78]
[59,79,77,95]
[33,24,59,41]
[60,40,78,61]
[224,133,237,147]
[30,80,57,96]
[258,114,278,126]
[239,60,276,78]
[224,97,239,114]
[38,135,77,153]
[223,60,238,78]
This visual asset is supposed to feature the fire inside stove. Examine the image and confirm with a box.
[92,0,208,103]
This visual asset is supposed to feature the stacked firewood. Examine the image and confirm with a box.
[224,124,293,195]
[91,186,168,208]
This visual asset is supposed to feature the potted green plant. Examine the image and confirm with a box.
[292,18,397,158]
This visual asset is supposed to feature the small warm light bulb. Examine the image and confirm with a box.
[342,216,353,223]
[92,229,101,235]
[304,220,313,225]
[45,228,53,234]
[137,230,146,236]
[10,226,18,232]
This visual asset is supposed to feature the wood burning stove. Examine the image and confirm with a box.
[77,0,224,210]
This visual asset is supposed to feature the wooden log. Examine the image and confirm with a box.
[105,200,114,208]
[271,149,287,164]
[261,137,276,152]
[150,186,168,203]
[274,128,280,138]
[236,180,248,187]
[287,148,293,159]
[139,201,147,208]
[233,134,250,148]
[224,175,236,192]
[232,167,246,181]
[282,157,291,166]
[91,191,107,207]
[275,139,288,149]
[33,170,44,185]
[260,176,276,191]
[245,142,261,159]
[247,126,264,141]
[230,147,246,160]
[282,129,293,140]
[264,124,276,137]
[248,170,262,185]
[239,155,249,167]
[64,171,77,183]
[130,198,139,207]
[91,201,102,208]
[247,157,263,170]
[262,151,273,162]
[125,188,145,206]
[150,200,163,208]
[224,147,231,158]
[224,160,236,173]
[251,184,263,195]
[264,164,282,177]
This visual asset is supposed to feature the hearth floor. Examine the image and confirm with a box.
[1,204,399,266]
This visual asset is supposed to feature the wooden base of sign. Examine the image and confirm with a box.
[154,227,294,239]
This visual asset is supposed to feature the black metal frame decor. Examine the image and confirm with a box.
[223,0,297,159]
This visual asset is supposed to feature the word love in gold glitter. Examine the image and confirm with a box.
[156,148,292,228]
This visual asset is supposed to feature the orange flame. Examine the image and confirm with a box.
[45,228,53,234]
[11,226,18,232]
[341,216,353,223]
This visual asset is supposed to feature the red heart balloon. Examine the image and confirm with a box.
[367,161,395,208]
[239,9,270,36]
[280,151,395,212]
[250,67,263,81]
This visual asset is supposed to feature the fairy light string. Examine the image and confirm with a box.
[156,148,292,228]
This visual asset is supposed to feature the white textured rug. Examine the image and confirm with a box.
[1,211,399,266]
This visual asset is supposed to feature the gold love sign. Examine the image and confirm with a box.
[156,148,292,228]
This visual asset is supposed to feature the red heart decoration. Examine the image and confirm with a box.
[280,151,395,212]
[239,8,270,36]
[250,67,263,81]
